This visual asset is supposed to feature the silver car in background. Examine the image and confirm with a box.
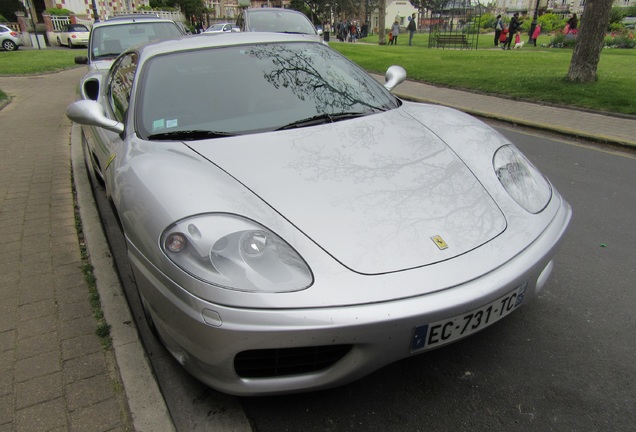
[0,24,23,51]
[67,33,571,396]
[74,14,184,70]
[237,8,322,40]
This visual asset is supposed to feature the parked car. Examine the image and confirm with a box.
[74,14,185,70]
[57,23,90,48]
[0,24,23,51]
[236,8,321,40]
[204,22,239,33]
[66,33,571,396]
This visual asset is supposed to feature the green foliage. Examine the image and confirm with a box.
[626,5,636,17]
[609,6,627,24]
[609,22,625,32]
[46,8,74,16]
[471,12,495,30]
[519,13,566,34]
[539,13,567,33]
[0,14,7,22]
[140,4,177,11]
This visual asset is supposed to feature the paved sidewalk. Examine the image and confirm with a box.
[0,68,133,431]
[1,65,635,432]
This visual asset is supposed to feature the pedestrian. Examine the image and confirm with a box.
[388,30,394,45]
[531,23,541,46]
[407,13,416,46]
[504,13,521,50]
[494,14,503,47]
[567,14,578,34]
[391,20,400,45]
[350,22,357,42]
[499,26,508,48]
[338,20,348,42]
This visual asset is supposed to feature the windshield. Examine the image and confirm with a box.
[68,24,89,32]
[246,11,316,34]
[138,42,399,139]
[90,22,182,60]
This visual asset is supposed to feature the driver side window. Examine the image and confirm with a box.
[108,52,139,123]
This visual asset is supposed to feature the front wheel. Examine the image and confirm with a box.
[2,40,17,51]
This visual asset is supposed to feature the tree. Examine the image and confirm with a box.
[378,0,386,44]
[150,0,205,21]
[289,0,330,23]
[566,0,614,83]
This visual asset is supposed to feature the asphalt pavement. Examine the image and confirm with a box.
[0,64,634,432]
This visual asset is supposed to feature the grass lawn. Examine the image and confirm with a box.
[332,33,636,115]
[0,49,79,75]
[0,49,81,104]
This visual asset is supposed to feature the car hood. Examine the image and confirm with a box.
[89,59,115,71]
[187,109,506,274]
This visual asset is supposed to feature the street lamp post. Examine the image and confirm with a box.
[91,0,100,22]
[528,0,540,43]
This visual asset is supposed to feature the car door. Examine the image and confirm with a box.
[89,52,139,196]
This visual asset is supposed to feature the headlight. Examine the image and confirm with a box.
[161,214,313,293]
[493,145,552,213]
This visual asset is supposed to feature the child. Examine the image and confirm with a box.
[531,24,541,46]
[388,31,394,45]
[499,27,508,49]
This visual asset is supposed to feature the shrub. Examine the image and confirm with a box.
[46,8,73,16]
[605,31,636,48]
[0,14,7,22]
[550,32,576,48]
[471,13,495,31]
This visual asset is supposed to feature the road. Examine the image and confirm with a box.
[89,124,636,431]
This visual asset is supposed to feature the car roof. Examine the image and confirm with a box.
[136,32,320,59]
[92,15,174,28]
[244,8,306,15]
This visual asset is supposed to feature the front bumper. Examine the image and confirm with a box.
[128,198,571,396]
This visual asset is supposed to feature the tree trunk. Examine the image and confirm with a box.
[566,0,614,83]
[378,0,387,45]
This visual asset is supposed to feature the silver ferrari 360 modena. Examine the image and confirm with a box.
[67,32,571,396]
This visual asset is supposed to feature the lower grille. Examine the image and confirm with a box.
[234,345,352,378]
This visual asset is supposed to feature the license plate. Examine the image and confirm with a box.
[411,283,527,352]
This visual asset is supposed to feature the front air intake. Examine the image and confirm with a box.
[234,345,352,378]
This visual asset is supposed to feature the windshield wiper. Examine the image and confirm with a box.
[276,111,375,131]
[148,130,237,141]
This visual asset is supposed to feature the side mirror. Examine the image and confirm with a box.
[384,65,406,91]
[66,100,124,135]
[75,56,88,65]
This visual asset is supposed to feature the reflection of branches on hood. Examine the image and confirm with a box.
[247,44,381,112]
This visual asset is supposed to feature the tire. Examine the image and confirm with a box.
[2,40,17,51]
[68,38,73,48]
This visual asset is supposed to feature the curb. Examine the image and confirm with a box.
[70,123,177,432]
